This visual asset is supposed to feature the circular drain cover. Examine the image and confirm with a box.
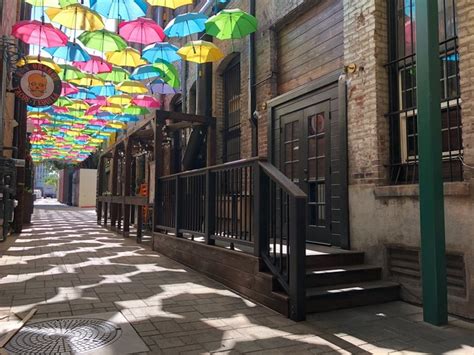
[6,318,121,354]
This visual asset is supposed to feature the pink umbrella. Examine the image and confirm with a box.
[86,104,102,116]
[73,55,112,74]
[12,20,68,47]
[85,96,107,105]
[52,105,70,113]
[28,118,50,125]
[76,134,90,141]
[131,94,161,108]
[72,123,86,129]
[119,17,165,45]
[61,82,79,96]
[89,119,107,126]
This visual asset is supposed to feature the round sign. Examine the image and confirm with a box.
[13,63,61,107]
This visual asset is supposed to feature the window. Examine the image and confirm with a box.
[387,0,462,184]
[222,56,241,162]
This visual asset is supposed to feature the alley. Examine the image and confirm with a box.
[0,203,471,354]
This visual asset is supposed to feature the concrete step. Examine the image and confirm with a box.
[306,281,400,313]
[306,264,382,287]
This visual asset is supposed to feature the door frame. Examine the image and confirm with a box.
[267,72,350,249]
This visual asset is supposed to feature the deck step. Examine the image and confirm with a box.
[305,251,365,268]
[306,281,400,313]
[306,264,382,287]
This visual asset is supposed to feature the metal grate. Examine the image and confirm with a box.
[387,0,462,184]
[6,318,121,354]
[223,56,241,163]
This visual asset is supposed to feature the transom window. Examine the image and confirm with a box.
[387,0,462,184]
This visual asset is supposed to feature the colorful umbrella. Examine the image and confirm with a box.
[69,74,105,87]
[17,56,62,72]
[177,40,224,63]
[119,17,165,45]
[130,65,164,81]
[131,95,161,108]
[205,9,258,40]
[73,55,113,74]
[115,114,140,122]
[97,66,130,83]
[106,47,147,67]
[78,29,127,53]
[61,82,79,96]
[68,100,89,111]
[90,0,148,21]
[85,96,108,105]
[52,105,70,113]
[124,105,150,115]
[145,0,192,9]
[58,64,86,81]
[43,42,91,62]
[45,4,105,31]
[67,88,97,100]
[142,42,181,63]
[90,85,121,96]
[107,94,133,105]
[12,20,68,47]
[116,80,148,94]
[100,103,124,114]
[149,78,180,95]
[153,60,180,88]
[25,0,62,7]
[164,13,208,37]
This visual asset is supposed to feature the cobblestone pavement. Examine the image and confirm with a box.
[0,202,473,354]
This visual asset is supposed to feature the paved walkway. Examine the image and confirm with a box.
[0,202,473,354]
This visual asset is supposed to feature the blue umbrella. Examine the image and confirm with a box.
[95,112,117,120]
[164,13,207,38]
[114,114,140,122]
[90,0,147,21]
[67,88,97,100]
[90,85,121,96]
[27,105,53,113]
[43,42,91,62]
[130,65,164,81]
[142,42,181,63]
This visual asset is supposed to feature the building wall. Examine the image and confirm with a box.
[77,169,97,208]
[345,0,474,319]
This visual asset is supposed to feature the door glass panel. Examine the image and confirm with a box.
[283,121,299,182]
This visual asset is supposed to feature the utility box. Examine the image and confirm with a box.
[72,169,97,208]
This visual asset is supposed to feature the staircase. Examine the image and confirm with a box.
[303,246,400,313]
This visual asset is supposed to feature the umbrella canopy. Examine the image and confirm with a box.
[25,0,62,7]
[131,94,160,108]
[116,80,148,94]
[100,102,124,114]
[17,56,62,72]
[97,66,130,83]
[85,96,107,105]
[142,42,181,63]
[69,74,105,87]
[67,88,97,100]
[90,0,148,21]
[58,64,86,81]
[114,114,139,122]
[68,100,89,111]
[119,17,165,45]
[73,55,113,74]
[78,29,127,52]
[205,8,258,40]
[106,47,147,67]
[153,60,180,88]
[54,97,74,107]
[130,64,164,81]
[149,78,180,95]
[90,85,121,96]
[177,40,224,63]
[107,94,133,105]
[12,20,68,47]
[145,0,192,9]
[124,105,150,115]
[61,82,79,96]
[45,4,105,31]
[52,105,70,113]
[43,41,91,62]
[164,12,207,37]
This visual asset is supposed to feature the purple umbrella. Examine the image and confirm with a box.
[148,78,181,95]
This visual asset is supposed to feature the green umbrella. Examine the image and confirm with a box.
[58,64,86,81]
[55,97,74,107]
[124,105,150,115]
[97,66,130,83]
[152,60,180,88]
[60,0,78,7]
[78,29,127,53]
[205,9,257,40]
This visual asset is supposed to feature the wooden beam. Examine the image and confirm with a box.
[156,109,214,125]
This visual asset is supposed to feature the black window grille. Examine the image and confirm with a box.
[223,56,241,163]
[387,0,462,184]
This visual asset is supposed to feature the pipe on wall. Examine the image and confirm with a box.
[249,0,257,157]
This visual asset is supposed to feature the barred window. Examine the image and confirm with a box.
[387,0,462,184]
[222,55,241,163]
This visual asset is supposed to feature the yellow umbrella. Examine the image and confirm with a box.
[116,80,148,94]
[69,74,105,87]
[68,100,89,110]
[177,40,224,64]
[46,4,105,31]
[145,0,192,9]
[107,122,127,129]
[107,94,133,105]
[27,112,52,119]
[26,0,62,7]
[101,103,123,114]
[17,56,61,73]
[105,47,147,67]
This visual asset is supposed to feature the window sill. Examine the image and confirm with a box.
[374,182,470,198]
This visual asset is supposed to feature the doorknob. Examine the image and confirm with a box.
[303,169,308,174]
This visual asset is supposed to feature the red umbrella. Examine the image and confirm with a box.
[131,94,161,108]
[12,20,68,47]
[73,55,112,74]
[119,17,165,45]
[85,104,102,116]
[61,82,79,96]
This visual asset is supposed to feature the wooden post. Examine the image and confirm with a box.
[252,162,267,257]
[103,202,108,226]
[123,139,132,238]
[97,156,103,225]
[153,113,165,234]
[110,146,119,229]
[137,205,143,243]
[204,169,216,245]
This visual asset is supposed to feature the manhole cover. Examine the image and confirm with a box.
[5,318,122,354]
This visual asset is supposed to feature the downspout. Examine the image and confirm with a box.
[249,0,257,157]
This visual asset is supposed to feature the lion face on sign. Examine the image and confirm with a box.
[28,73,47,98]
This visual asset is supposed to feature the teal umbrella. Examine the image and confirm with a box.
[205,9,257,40]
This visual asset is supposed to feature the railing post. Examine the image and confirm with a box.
[289,196,306,321]
[252,162,267,258]
[205,169,216,245]
[174,176,181,237]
